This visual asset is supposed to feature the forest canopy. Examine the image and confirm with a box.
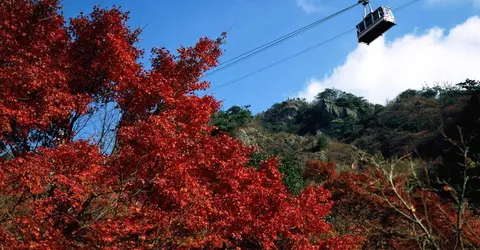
[1,1,479,249]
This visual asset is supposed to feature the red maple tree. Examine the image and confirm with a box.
[303,159,480,249]
[0,1,361,248]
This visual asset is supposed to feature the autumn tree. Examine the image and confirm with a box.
[0,1,361,248]
[305,156,480,249]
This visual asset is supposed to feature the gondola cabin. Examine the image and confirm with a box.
[356,6,395,45]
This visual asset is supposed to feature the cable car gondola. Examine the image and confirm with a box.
[356,0,396,45]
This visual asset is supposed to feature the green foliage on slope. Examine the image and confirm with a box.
[211,79,480,202]
[259,79,479,158]
[210,105,253,135]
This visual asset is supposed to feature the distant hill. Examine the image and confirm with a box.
[257,80,478,159]
[210,79,480,202]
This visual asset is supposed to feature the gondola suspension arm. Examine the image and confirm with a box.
[358,0,374,18]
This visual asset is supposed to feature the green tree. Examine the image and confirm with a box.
[210,105,253,135]
[278,154,307,195]
[313,134,329,152]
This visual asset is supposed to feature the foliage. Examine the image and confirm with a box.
[421,92,480,205]
[234,127,331,195]
[258,82,478,159]
[0,1,362,248]
[325,141,359,170]
[3,1,480,249]
[210,105,253,136]
[248,150,308,195]
[278,154,308,195]
[235,80,480,248]
[247,150,271,169]
[457,79,480,93]
[305,158,480,249]
[261,98,309,133]
[303,160,338,184]
[313,134,329,152]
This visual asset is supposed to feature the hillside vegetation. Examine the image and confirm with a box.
[211,80,480,248]
[1,1,480,249]
[212,80,479,168]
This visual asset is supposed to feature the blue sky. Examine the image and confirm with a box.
[62,0,480,114]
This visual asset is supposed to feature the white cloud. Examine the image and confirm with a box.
[295,0,324,14]
[296,16,480,104]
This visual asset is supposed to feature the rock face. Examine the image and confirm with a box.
[315,98,359,121]
[260,98,309,133]
[234,88,376,171]
[259,91,370,138]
